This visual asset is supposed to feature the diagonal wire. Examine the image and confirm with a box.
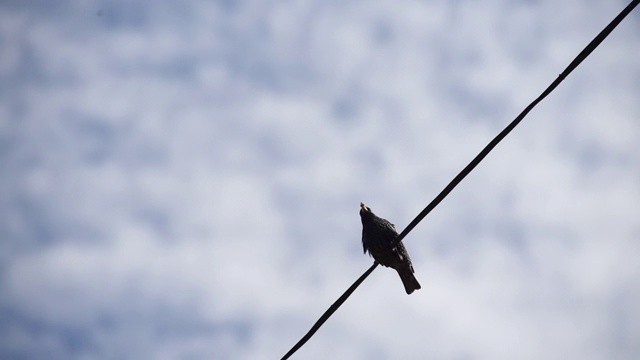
[394,0,640,247]
[280,263,379,360]
[281,1,639,359]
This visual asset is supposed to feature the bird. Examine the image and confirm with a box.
[360,202,421,294]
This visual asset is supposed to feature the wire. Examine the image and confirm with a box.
[280,1,639,358]
[280,263,378,360]
[394,0,640,246]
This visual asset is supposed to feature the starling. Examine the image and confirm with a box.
[360,203,421,294]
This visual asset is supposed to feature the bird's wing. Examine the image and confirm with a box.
[394,248,404,261]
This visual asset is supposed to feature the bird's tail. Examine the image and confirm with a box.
[397,267,421,295]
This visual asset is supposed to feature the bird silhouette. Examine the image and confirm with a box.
[360,203,421,294]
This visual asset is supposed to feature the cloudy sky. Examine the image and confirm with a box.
[1,0,639,359]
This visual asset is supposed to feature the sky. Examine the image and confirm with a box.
[1,0,639,359]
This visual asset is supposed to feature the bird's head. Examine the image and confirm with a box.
[360,202,372,218]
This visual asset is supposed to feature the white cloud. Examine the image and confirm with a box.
[1,0,638,359]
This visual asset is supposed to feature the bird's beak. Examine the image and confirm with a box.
[360,202,367,211]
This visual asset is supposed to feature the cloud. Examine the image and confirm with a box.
[1,0,638,359]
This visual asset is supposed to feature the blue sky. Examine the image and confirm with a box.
[1,0,639,359]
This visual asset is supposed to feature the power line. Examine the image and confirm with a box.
[280,1,640,359]
[394,0,640,247]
